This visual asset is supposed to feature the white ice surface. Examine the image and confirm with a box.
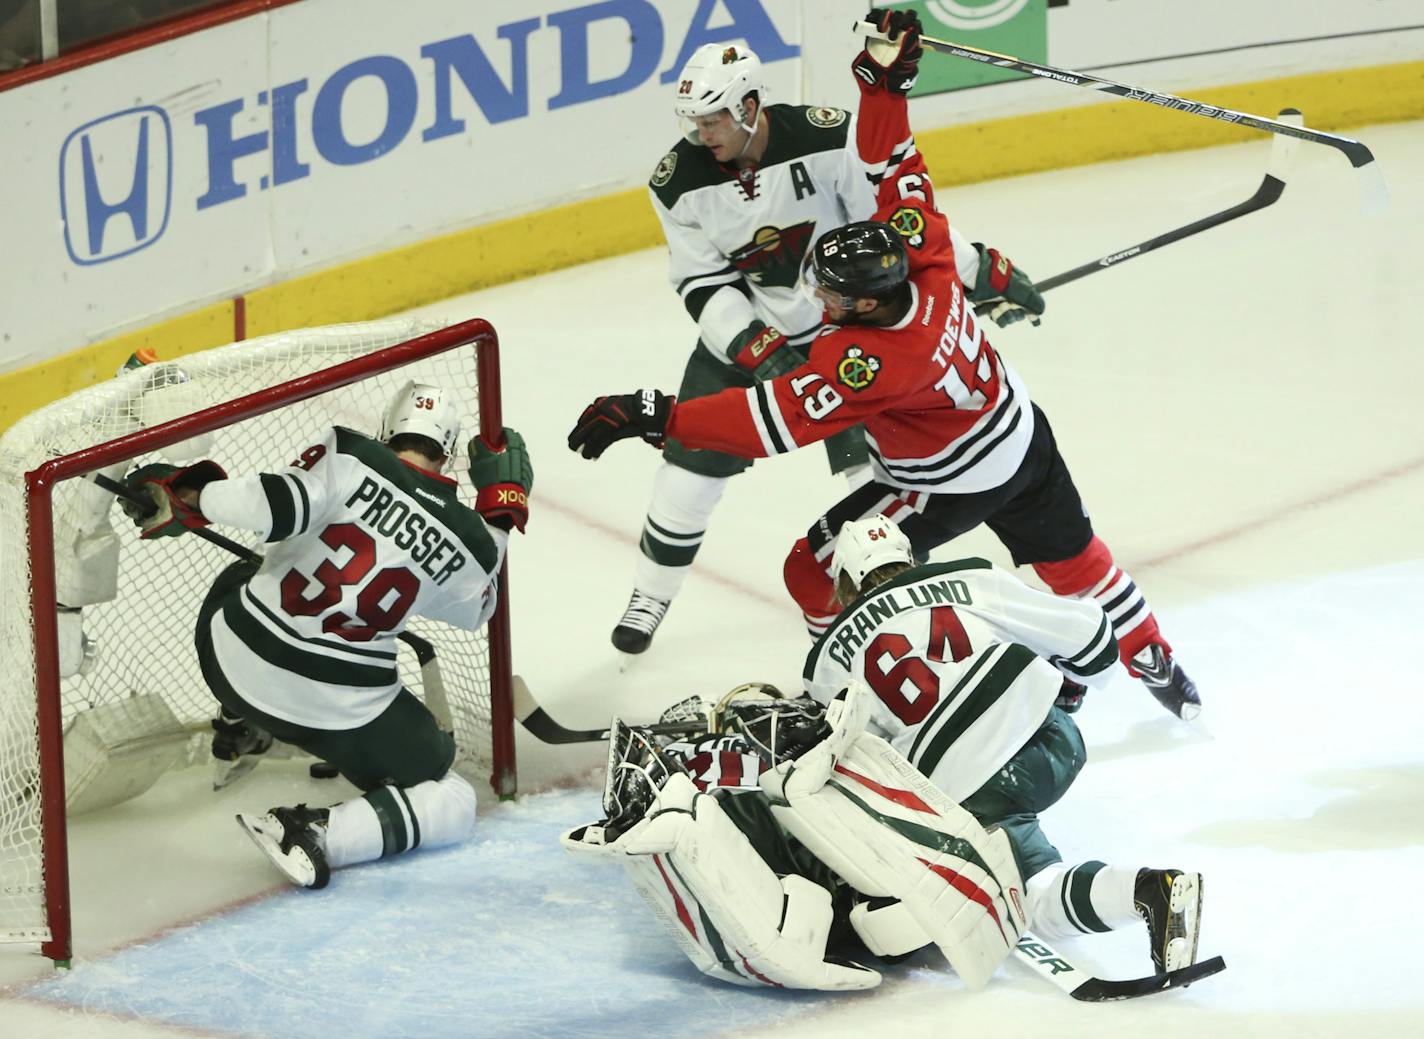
[3,119,1422,1038]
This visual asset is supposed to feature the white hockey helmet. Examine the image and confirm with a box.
[378,380,461,460]
[831,514,914,590]
[673,42,764,140]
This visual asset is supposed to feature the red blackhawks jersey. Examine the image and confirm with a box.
[665,79,1036,494]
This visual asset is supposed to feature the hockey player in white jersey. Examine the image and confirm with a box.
[120,381,533,888]
[610,41,878,656]
[804,514,1205,974]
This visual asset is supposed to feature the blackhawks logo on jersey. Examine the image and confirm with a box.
[889,206,926,248]
[836,345,881,392]
[728,220,816,289]
[806,106,847,128]
[651,151,678,187]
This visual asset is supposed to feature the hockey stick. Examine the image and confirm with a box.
[854,21,1386,212]
[91,470,452,728]
[974,108,1300,317]
[511,676,706,744]
[1014,933,1226,1001]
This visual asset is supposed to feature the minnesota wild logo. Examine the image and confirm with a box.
[807,107,847,128]
[728,220,816,288]
[889,206,926,248]
[651,151,678,187]
[837,345,881,391]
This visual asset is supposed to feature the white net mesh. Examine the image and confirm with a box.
[0,317,503,945]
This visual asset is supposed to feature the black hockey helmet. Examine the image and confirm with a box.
[809,220,910,304]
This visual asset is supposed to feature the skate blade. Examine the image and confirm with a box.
[214,755,261,791]
[617,651,642,673]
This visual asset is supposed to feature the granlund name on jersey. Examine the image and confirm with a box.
[200,427,506,729]
[650,104,876,351]
[802,560,1118,803]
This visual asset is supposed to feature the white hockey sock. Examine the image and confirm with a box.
[1026,861,1141,939]
[633,463,730,601]
[325,771,477,870]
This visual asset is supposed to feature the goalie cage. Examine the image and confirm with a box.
[0,316,516,963]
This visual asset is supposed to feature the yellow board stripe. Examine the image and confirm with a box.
[3,59,1420,436]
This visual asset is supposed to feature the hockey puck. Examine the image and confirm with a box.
[309,761,340,779]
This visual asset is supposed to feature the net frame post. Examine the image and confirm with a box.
[23,318,515,964]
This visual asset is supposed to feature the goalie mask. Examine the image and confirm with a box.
[378,381,461,460]
[674,42,764,142]
[832,514,914,590]
[712,683,829,768]
[602,718,686,840]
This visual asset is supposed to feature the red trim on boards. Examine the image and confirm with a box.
[0,0,307,94]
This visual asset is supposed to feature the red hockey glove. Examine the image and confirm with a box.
[727,321,805,381]
[468,427,533,533]
[120,460,227,539]
[854,8,923,94]
[567,390,674,460]
[969,244,1045,327]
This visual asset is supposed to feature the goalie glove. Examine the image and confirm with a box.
[120,460,226,539]
[726,321,805,381]
[567,389,674,460]
[467,426,533,532]
[854,8,923,95]
[970,244,1045,327]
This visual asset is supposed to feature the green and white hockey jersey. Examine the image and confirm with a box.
[802,560,1118,803]
[649,104,877,356]
[199,427,506,729]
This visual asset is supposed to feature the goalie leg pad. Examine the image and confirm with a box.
[579,774,881,991]
[767,733,1027,989]
[849,898,933,959]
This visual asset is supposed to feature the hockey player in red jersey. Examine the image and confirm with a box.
[568,10,1200,720]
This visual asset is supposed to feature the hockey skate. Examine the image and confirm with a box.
[1134,868,1202,973]
[211,712,273,790]
[611,591,671,655]
[1132,644,1201,721]
[236,804,331,889]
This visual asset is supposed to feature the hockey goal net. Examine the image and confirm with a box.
[0,316,514,962]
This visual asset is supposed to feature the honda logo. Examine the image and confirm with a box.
[59,106,172,265]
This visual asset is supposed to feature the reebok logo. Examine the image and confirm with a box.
[495,487,528,506]
[413,487,444,506]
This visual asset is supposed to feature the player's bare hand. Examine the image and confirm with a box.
[567,390,674,460]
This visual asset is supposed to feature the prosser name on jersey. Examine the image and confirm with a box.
[200,425,504,730]
[344,475,468,586]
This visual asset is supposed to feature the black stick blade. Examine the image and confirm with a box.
[1070,955,1227,1002]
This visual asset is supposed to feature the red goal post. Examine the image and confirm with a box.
[1,316,515,964]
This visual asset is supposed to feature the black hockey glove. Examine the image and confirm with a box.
[726,321,807,381]
[468,426,533,533]
[1055,679,1087,714]
[854,8,923,94]
[969,244,1045,327]
[567,389,674,460]
[120,460,227,539]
